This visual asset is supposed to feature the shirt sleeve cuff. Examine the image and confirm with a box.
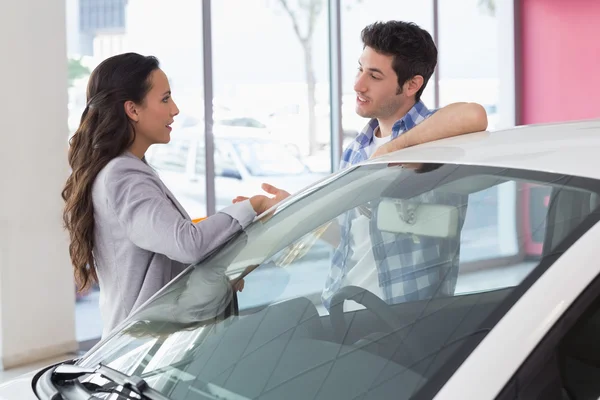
[218,199,257,229]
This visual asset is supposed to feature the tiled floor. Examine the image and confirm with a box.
[0,354,77,384]
[0,292,104,385]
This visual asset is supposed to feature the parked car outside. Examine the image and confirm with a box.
[145,125,328,219]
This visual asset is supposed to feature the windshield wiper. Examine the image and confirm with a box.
[52,363,171,400]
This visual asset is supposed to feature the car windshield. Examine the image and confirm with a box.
[233,141,307,176]
[78,163,600,400]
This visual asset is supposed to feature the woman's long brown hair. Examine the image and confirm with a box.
[62,53,159,292]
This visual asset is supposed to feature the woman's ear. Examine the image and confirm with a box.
[124,100,139,122]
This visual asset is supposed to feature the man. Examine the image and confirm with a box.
[238,20,487,307]
[345,20,486,162]
[318,21,483,308]
[250,20,486,196]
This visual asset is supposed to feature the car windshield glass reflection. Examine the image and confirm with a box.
[78,163,600,400]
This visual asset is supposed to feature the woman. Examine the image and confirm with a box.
[62,53,285,337]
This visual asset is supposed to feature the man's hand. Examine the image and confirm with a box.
[248,183,291,215]
[370,140,400,159]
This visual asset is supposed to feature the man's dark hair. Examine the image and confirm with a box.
[361,21,437,102]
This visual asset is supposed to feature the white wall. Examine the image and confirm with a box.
[0,0,77,369]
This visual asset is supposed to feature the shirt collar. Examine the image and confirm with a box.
[394,100,429,133]
[358,100,430,143]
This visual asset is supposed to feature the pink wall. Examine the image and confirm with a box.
[520,0,600,125]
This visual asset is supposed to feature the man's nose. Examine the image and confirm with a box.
[354,73,367,93]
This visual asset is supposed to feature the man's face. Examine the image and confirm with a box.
[354,46,406,120]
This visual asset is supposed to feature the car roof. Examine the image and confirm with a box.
[366,119,600,180]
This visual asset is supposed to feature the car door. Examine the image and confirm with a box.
[210,139,249,211]
[496,191,600,400]
[496,271,600,400]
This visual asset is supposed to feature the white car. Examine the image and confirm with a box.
[145,126,328,219]
[6,119,600,400]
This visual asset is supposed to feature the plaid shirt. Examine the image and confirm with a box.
[322,101,467,308]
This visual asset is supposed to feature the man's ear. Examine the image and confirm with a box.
[404,75,425,98]
[124,100,139,122]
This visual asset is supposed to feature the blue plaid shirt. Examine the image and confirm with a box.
[322,101,467,308]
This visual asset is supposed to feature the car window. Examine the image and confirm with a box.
[498,271,600,400]
[557,297,600,399]
[194,141,240,178]
[78,163,600,400]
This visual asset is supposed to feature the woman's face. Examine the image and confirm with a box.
[129,68,180,149]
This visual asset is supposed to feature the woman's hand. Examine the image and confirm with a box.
[233,278,245,292]
[246,183,291,215]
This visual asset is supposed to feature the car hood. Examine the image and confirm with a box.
[0,371,38,400]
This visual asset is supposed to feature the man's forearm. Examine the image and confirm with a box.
[379,102,488,155]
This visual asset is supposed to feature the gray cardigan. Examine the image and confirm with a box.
[91,152,255,337]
